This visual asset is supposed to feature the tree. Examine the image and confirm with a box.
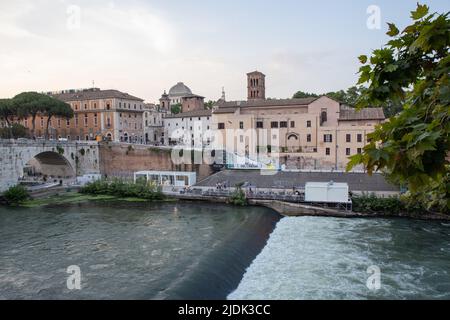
[292,91,318,99]
[43,97,73,139]
[0,123,28,139]
[12,92,50,138]
[204,100,215,110]
[0,99,16,138]
[171,103,182,114]
[347,3,450,213]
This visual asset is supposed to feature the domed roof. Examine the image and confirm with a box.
[168,82,192,97]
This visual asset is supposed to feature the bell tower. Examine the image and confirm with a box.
[159,90,171,114]
[247,71,265,101]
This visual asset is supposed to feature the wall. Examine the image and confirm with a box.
[98,142,213,181]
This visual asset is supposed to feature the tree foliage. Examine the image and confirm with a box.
[347,3,450,213]
[3,184,29,205]
[0,92,74,139]
[171,103,182,114]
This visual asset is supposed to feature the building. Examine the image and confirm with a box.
[211,71,385,171]
[19,88,146,143]
[159,82,205,113]
[164,109,212,147]
[143,103,165,145]
[167,82,193,105]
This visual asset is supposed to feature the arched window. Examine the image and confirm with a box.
[288,134,299,140]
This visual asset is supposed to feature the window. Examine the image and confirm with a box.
[239,122,244,129]
[271,121,279,128]
[75,116,79,126]
[94,114,98,126]
[256,121,264,129]
[321,109,328,123]
[84,104,87,110]
[307,120,311,128]
[57,119,61,128]
[218,123,225,130]
[40,117,44,127]
[240,135,244,143]
[280,121,288,128]
[357,148,362,154]
[106,104,110,110]
[307,134,311,142]
[326,148,330,156]
[66,119,70,126]
[357,134,363,143]
[290,121,295,128]
[84,114,88,126]
[94,103,97,109]
[346,148,351,156]
[324,134,333,143]
[346,134,351,143]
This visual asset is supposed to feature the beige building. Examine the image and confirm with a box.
[211,71,385,170]
[19,88,146,143]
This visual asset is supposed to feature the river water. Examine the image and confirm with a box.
[1,202,449,300]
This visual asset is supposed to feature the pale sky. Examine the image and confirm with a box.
[0,0,448,103]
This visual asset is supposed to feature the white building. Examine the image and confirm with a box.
[164,109,212,147]
[143,103,165,145]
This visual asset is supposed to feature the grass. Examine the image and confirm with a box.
[18,191,177,208]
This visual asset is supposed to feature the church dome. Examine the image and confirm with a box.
[168,82,192,97]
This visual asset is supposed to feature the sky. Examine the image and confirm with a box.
[0,0,448,103]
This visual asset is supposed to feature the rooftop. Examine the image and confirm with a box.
[164,109,212,119]
[53,89,144,102]
[168,82,192,97]
[339,105,385,121]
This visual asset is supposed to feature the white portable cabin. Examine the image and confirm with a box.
[305,181,349,203]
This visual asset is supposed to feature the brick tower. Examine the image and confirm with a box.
[247,71,265,101]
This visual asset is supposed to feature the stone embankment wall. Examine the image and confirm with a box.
[98,142,213,181]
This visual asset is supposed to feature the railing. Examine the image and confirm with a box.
[164,187,352,211]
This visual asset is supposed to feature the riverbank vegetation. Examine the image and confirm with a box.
[351,194,424,215]
[229,184,248,206]
[80,179,165,200]
[347,3,450,215]
[2,185,29,205]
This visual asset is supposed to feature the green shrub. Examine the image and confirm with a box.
[3,185,29,205]
[80,179,164,200]
[230,186,247,206]
[351,193,424,215]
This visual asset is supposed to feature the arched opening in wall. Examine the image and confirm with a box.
[287,133,300,153]
[22,152,75,186]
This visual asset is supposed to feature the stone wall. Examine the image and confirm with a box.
[98,142,213,181]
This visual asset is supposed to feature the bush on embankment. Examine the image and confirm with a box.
[80,179,164,200]
[351,193,425,215]
[2,184,30,205]
[229,185,247,206]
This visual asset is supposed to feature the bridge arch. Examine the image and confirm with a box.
[22,151,75,184]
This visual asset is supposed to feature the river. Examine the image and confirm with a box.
[1,202,449,299]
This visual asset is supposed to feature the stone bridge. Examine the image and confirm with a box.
[0,139,100,192]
